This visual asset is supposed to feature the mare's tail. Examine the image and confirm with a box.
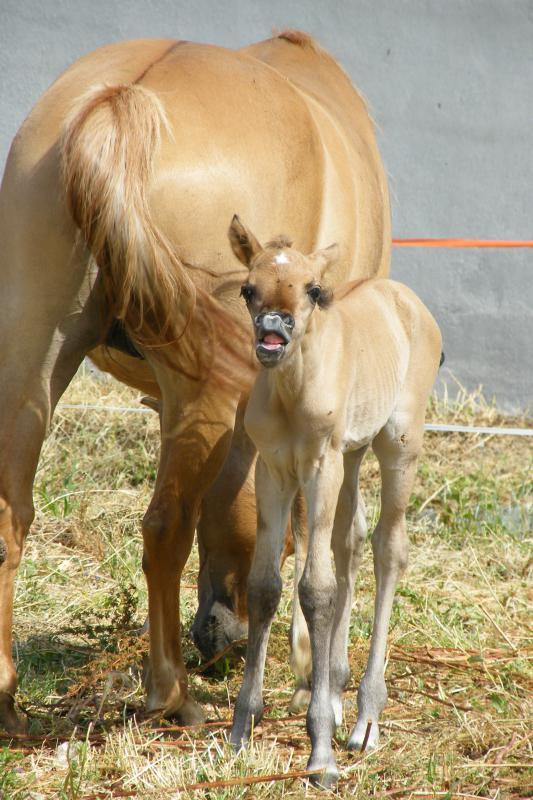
[61,84,252,385]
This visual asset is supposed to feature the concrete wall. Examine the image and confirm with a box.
[1,0,531,411]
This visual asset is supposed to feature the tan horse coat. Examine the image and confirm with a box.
[0,31,389,732]
[227,218,441,786]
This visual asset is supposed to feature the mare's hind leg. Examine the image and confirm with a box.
[347,415,424,752]
[0,322,98,733]
[141,372,240,723]
[329,447,368,727]
[0,432,40,735]
[192,400,256,659]
[0,163,101,731]
[0,292,99,735]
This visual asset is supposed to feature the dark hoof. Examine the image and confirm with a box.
[307,756,339,789]
[173,697,206,726]
[229,732,245,751]
[141,696,205,728]
[0,694,28,735]
[229,704,262,750]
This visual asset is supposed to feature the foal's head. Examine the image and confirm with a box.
[229,215,338,367]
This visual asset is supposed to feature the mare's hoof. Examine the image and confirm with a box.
[134,616,149,637]
[0,694,28,735]
[288,686,311,714]
[173,696,205,726]
[142,697,205,727]
[307,755,339,789]
[347,719,380,752]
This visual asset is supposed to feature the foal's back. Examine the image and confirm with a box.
[328,278,442,450]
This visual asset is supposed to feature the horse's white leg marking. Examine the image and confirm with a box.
[288,492,312,713]
[230,457,296,745]
[348,422,421,752]
[299,449,344,787]
[329,447,368,727]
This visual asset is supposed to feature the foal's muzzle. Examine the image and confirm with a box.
[254,312,294,367]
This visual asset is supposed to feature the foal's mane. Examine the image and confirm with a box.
[265,234,293,250]
[277,30,322,53]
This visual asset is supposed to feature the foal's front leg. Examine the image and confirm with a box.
[299,450,344,787]
[230,458,295,746]
[288,492,312,713]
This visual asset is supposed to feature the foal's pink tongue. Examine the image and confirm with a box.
[261,333,285,349]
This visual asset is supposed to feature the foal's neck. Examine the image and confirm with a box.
[268,313,326,408]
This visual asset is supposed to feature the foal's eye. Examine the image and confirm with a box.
[240,283,256,304]
[307,285,322,304]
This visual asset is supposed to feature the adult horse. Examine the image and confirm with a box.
[0,30,390,733]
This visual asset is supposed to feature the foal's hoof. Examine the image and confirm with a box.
[0,694,28,735]
[331,694,343,728]
[288,686,311,714]
[229,723,249,751]
[307,755,339,789]
[347,719,380,752]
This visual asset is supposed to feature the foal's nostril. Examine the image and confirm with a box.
[281,313,295,329]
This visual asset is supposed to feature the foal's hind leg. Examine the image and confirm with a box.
[347,417,423,752]
[288,491,312,713]
[329,447,368,727]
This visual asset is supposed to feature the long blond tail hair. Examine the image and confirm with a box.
[61,83,252,386]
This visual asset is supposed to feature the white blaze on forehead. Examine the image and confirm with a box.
[274,252,289,265]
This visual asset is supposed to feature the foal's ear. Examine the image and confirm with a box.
[309,243,339,277]
[228,215,263,267]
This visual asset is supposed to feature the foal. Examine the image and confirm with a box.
[228,216,442,786]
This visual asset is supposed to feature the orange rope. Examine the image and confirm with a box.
[392,239,533,248]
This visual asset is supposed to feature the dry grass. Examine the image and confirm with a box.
[2,367,531,799]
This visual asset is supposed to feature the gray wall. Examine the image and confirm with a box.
[1,0,531,411]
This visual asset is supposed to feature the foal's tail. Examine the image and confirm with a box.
[61,84,252,385]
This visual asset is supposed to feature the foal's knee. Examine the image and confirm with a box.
[247,570,282,623]
[298,574,336,627]
[371,517,409,576]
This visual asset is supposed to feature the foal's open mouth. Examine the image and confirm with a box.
[254,314,292,366]
[259,332,287,351]
[256,332,288,366]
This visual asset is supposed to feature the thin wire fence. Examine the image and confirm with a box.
[56,403,533,436]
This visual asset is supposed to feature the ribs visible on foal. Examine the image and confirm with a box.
[228,216,442,788]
